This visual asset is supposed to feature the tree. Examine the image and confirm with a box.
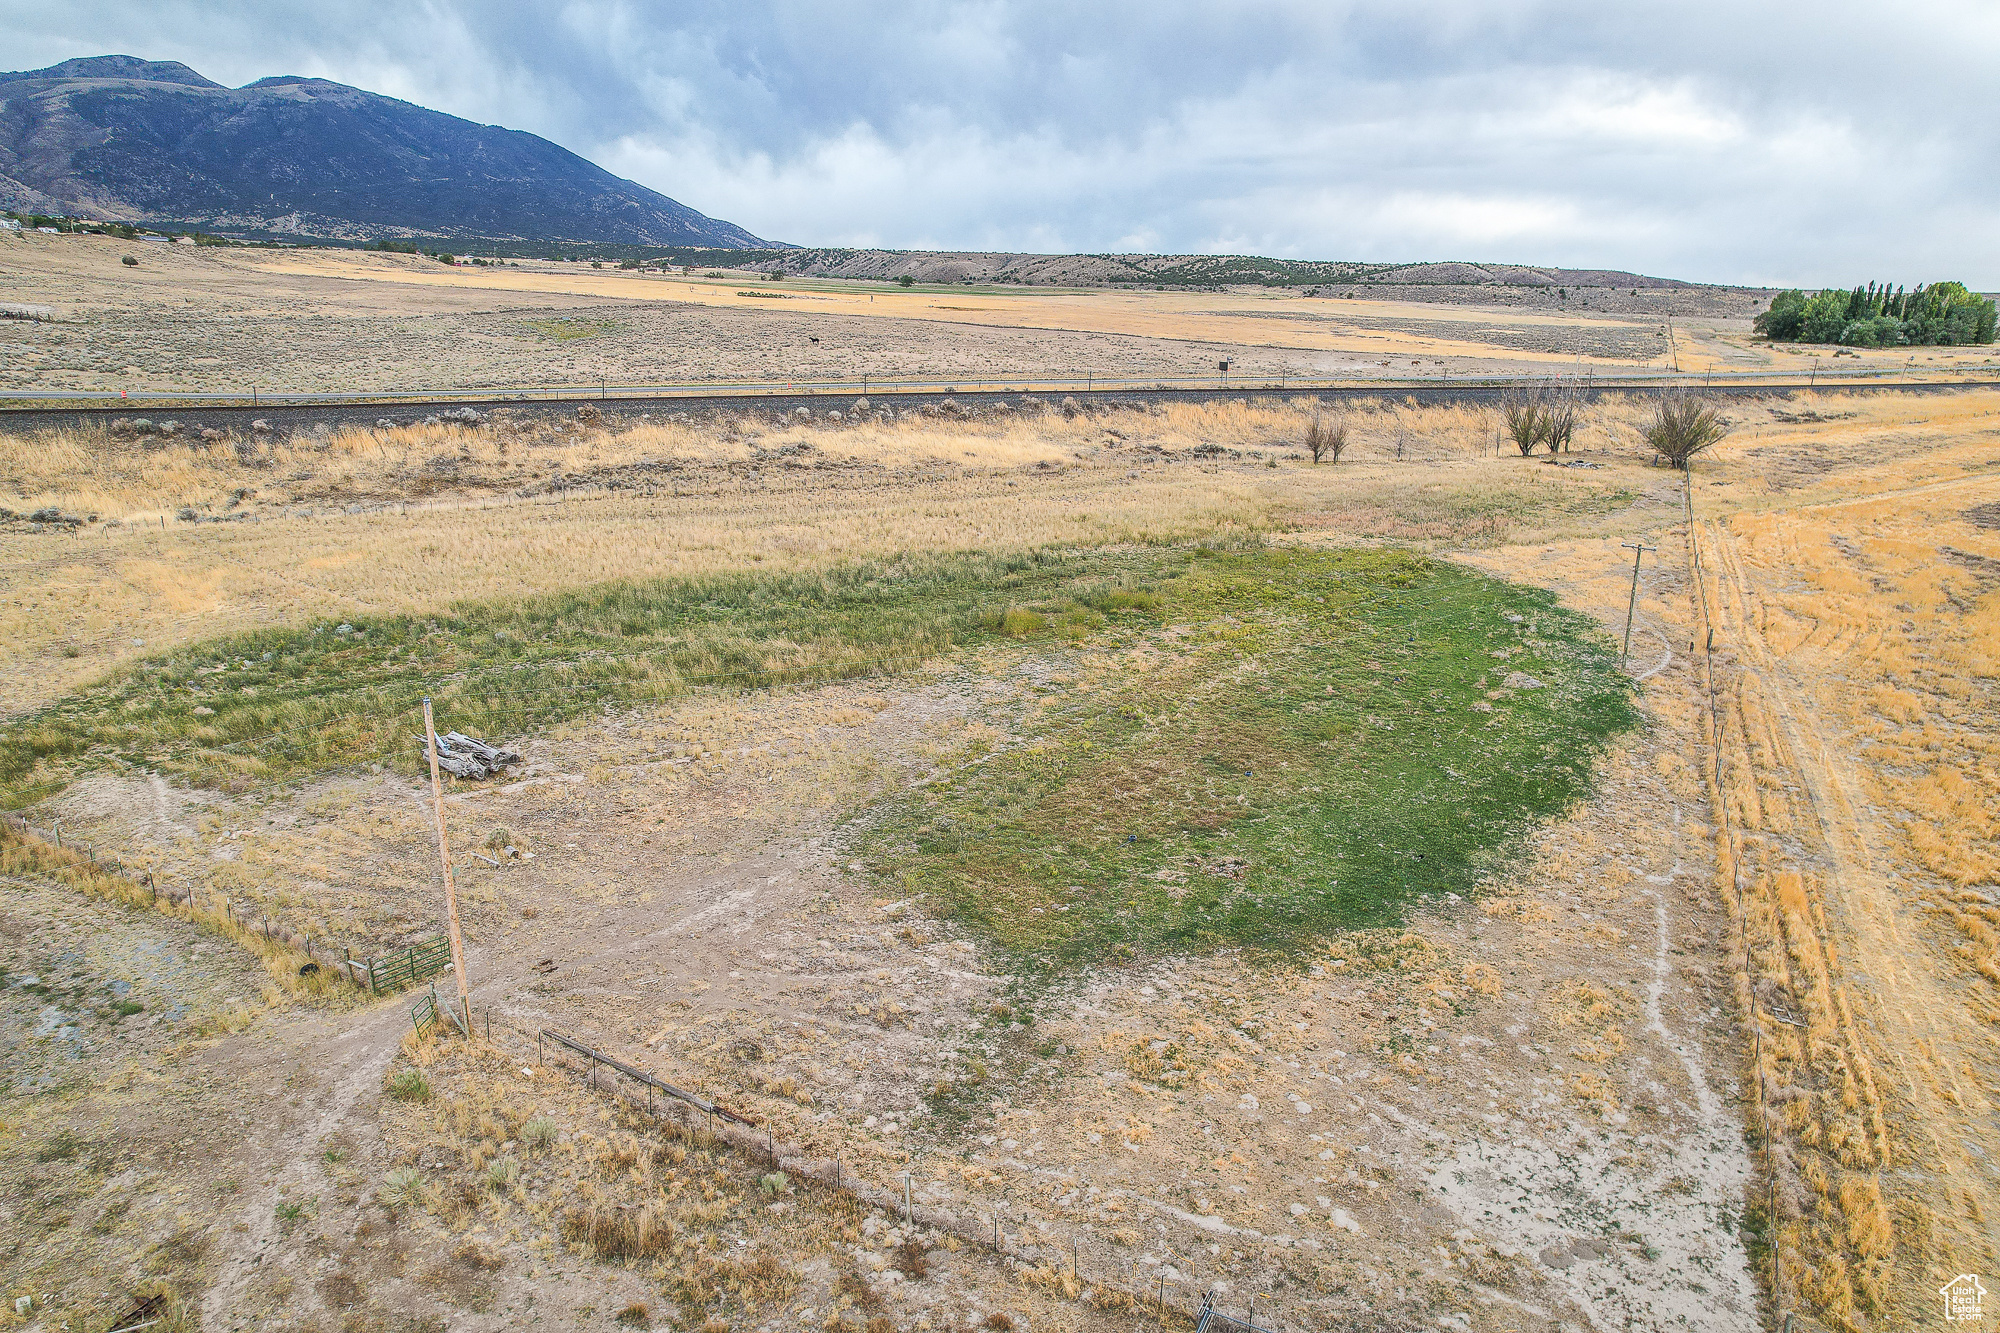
[1798,290,1850,344]
[1754,290,1807,341]
[1754,280,1995,347]
[1543,383,1579,453]
[1303,415,1349,463]
[898,274,915,287]
[1500,385,1549,456]
[1643,392,1728,468]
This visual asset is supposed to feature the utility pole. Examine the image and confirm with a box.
[422,697,471,1031]
[1620,542,1658,659]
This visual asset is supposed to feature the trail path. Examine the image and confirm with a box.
[1693,469,2000,1319]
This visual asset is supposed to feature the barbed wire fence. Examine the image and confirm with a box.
[454,1013,1293,1330]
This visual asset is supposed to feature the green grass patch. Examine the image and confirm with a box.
[0,543,1633,975]
[853,546,1635,966]
[0,549,1173,806]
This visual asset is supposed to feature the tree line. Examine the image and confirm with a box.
[1755,281,1996,347]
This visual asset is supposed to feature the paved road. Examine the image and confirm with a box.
[1,376,1993,437]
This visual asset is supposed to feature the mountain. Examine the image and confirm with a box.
[0,55,771,247]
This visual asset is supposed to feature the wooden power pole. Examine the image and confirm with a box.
[1621,542,1658,659]
[422,697,471,1031]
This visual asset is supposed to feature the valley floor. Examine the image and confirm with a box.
[1,391,1995,1332]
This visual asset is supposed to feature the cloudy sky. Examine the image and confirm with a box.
[10,2,1998,285]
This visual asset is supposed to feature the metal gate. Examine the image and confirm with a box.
[1195,1294,1276,1333]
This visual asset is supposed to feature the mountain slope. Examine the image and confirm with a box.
[0,55,769,247]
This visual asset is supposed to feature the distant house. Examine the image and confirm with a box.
[173,235,195,245]
[138,234,170,244]
[36,226,59,234]
[0,218,19,231]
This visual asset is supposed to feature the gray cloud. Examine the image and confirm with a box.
[8,1,1997,284]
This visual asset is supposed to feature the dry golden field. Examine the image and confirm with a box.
[10,231,1953,396]
[0,388,1995,1333]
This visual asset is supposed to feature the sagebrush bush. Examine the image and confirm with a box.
[521,1116,558,1151]
[1644,392,1728,467]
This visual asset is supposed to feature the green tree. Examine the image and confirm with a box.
[1799,290,1851,343]
[1840,315,1903,347]
[1754,290,1807,340]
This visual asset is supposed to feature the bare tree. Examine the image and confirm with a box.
[1644,392,1729,468]
[1543,383,1578,454]
[1500,385,1548,456]
[1304,415,1350,464]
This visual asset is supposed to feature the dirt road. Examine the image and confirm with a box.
[1691,450,2000,1326]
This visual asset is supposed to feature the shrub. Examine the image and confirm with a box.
[483,1156,520,1190]
[121,255,138,266]
[1543,387,1578,454]
[759,1171,788,1195]
[380,1167,426,1210]
[385,1068,431,1102]
[1303,415,1349,464]
[615,1304,651,1328]
[1499,386,1549,455]
[1643,392,1728,468]
[521,1116,558,1152]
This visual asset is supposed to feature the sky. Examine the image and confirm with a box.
[9,1,1999,286]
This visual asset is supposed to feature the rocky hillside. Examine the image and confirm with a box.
[744,247,1699,291]
[0,54,770,247]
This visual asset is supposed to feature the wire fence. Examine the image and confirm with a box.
[477,1018,1263,1329]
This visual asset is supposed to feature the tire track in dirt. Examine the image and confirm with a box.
[197,1002,411,1329]
[1694,503,2000,1323]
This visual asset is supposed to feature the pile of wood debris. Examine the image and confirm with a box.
[417,731,522,780]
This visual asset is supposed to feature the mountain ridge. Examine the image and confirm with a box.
[0,54,770,247]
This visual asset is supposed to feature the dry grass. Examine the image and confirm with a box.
[0,818,343,1005]
[1684,391,2000,1328]
[0,396,1655,715]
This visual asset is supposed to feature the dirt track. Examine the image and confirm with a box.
[1687,420,2000,1326]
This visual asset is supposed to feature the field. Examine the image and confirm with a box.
[1,377,1996,1333]
[7,231,1963,398]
